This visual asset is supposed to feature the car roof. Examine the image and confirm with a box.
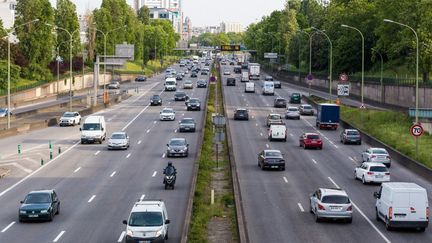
[370,148,388,152]
[131,200,165,213]
[320,188,348,197]
[304,132,319,136]
[269,113,281,116]
[362,162,386,167]
[264,149,281,153]
[382,182,425,191]
[28,189,54,194]
[111,132,126,136]
[162,108,174,111]
[287,106,298,109]
[345,129,359,132]
[236,108,247,111]
[181,118,194,121]
[301,104,312,107]
[170,138,186,142]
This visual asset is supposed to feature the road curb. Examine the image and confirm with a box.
[303,95,432,182]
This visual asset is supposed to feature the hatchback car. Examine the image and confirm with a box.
[299,104,314,116]
[234,108,249,120]
[274,97,287,108]
[223,70,231,75]
[59,111,81,126]
[340,129,362,145]
[273,81,282,88]
[310,188,352,223]
[361,148,391,167]
[179,118,196,132]
[174,91,189,101]
[190,72,198,78]
[176,74,183,81]
[197,80,207,88]
[264,76,273,81]
[183,80,194,89]
[285,107,300,120]
[19,190,60,222]
[107,132,130,150]
[166,138,189,157]
[186,98,201,111]
[108,81,120,89]
[299,133,323,149]
[135,76,147,82]
[150,95,162,106]
[266,113,283,127]
[290,92,301,104]
[354,162,390,184]
[160,108,176,121]
[226,78,236,86]
[257,149,285,170]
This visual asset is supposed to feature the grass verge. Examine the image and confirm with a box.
[114,56,179,75]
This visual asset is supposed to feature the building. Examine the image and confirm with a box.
[78,14,89,43]
[220,22,243,33]
[136,0,183,34]
[0,0,16,29]
[181,16,192,41]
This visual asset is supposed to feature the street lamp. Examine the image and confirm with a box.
[371,48,383,103]
[341,24,365,106]
[46,23,79,112]
[312,27,333,101]
[6,19,39,129]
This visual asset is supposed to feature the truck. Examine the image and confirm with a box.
[248,63,260,80]
[316,103,340,130]
[241,71,249,82]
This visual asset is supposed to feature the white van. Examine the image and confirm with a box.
[164,77,177,91]
[374,182,429,231]
[80,116,106,144]
[123,200,170,242]
[263,81,274,96]
[245,82,255,93]
[268,124,287,142]
[241,71,249,82]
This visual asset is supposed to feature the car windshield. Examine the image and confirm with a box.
[288,108,298,112]
[175,93,185,96]
[270,115,280,119]
[236,110,247,114]
[307,135,320,139]
[303,105,312,109]
[25,193,51,204]
[292,93,300,97]
[170,140,185,146]
[162,109,173,114]
[372,149,387,154]
[111,134,126,139]
[185,81,192,84]
[189,99,199,103]
[128,212,163,227]
[83,123,101,130]
[152,96,160,100]
[166,81,175,85]
[63,112,74,117]
[370,166,388,172]
[265,151,282,157]
[347,131,359,135]
[276,99,285,102]
[0,108,6,112]
[321,195,350,204]
[181,119,194,124]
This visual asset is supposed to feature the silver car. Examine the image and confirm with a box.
[107,132,130,150]
[179,118,196,132]
[310,188,353,223]
[0,108,12,117]
[361,148,391,167]
[299,104,314,116]
[166,138,189,157]
[285,107,300,120]
[183,80,194,89]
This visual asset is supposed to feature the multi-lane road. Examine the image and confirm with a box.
[0,64,208,242]
[222,67,431,243]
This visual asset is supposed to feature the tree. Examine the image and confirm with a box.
[55,0,81,59]
[138,6,150,25]
[0,60,20,90]
[14,0,55,80]
[0,19,6,38]
[84,11,96,63]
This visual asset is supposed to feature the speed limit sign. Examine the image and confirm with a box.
[410,123,424,137]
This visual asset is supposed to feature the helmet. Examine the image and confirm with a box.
[168,161,173,166]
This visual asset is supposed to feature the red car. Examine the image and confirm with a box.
[299,133,323,149]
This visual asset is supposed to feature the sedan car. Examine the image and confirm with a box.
[264,75,273,81]
[361,148,391,167]
[150,94,162,106]
[135,76,147,82]
[299,104,314,116]
[19,190,60,222]
[223,70,231,75]
[190,72,198,78]
[290,92,301,104]
[174,91,189,101]
[257,149,285,170]
[299,133,323,149]
[186,98,201,111]
[107,132,130,150]
[340,129,362,145]
[107,81,120,89]
[310,188,352,223]
[183,80,194,89]
[197,80,207,88]
[0,108,12,117]
[285,106,300,120]
[160,108,176,121]
[234,108,249,120]
[274,81,282,88]
[59,111,81,126]
[354,162,390,184]
[226,78,236,86]
[274,97,287,108]
[266,113,283,127]
[176,74,183,81]
[179,118,196,132]
[166,138,189,157]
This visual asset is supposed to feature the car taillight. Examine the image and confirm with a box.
[367,172,374,175]
[427,207,429,219]
[347,205,353,211]
[410,207,416,212]
[318,204,325,210]
[389,207,393,220]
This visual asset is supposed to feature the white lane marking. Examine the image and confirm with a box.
[122,104,151,131]
[312,159,317,164]
[327,177,391,243]
[0,142,80,198]
[126,153,131,158]
[174,129,177,133]
[3,163,33,173]
[349,156,356,163]
[110,171,116,177]
[162,153,166,158]
[73,167,81,173]
[265,144,269,148]
[255,123,258,127]
[137,140,142,145]
[152,171,157,177]
[290,133,294,137]
[94,151,100,156]
[251,116,255,119]
[182,113,185,116]
[153,121,157,124]
[88,195,96,203]
[53,231,66,242]
[260,133,263,137]
[168,102,171,105]
[297,203,305,212]
[1,221,15,233]
[140,194,146,201]
[146,129,150,133]
[246,104,249,106]
[107,118,112,122]
[283,177,288,183]
[117,231,126,242]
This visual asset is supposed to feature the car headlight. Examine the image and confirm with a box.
[155,229,163,237]
[127,230,134,237]
[187,104,191,106]
[41,210,48,213]
[19,210,26,214]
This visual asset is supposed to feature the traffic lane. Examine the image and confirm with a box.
[226,82,384,242]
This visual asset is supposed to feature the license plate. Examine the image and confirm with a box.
[139,241,151,243]
[330,207,342,211]
[271,166,278,168]
[375,175,383,178]
[311,141,317,143]
[395,214,405,218]
[28,215,39,218]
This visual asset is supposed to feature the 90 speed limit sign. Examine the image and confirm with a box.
[410,123,424,137]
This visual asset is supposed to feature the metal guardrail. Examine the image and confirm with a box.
[409,108,432,118]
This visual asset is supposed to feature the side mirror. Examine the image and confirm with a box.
[166,144,169,147]
[165,219,170,224]
[373,192,380,199]
[122,220,127,225]
[101,128,104,131]
[79,128,82,131]
[20,200,24,204]
[187,144,189,147]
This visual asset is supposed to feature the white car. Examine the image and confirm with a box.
[59,111,81,126]
[361,148,391,167]
[223,70,231,75]
[183,80,193,89]
[0,108,12,117]
[160,108,176,121]
[285,107,300,120]
[354,162,390,184]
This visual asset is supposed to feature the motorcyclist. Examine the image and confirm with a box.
[163,161,177,175]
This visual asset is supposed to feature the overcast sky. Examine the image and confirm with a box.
[50,0,286,28]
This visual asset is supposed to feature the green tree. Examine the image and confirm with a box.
[0,19,6,37]
[138,6,150,25]
[212,33,230,46]
[0,60,20,90]
[55,0,81,59]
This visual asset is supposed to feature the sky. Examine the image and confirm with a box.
[49,0,286,28]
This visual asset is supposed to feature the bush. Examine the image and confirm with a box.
[0,60,21,90]
[22,64,52,81]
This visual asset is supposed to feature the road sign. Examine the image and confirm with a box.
[339,73,348,82]
[307,74,314,81]
[410,123,424,137]
[220,44,240,52]
[359,104,366,109]
[264,53,278,59]
[337,84,350,96]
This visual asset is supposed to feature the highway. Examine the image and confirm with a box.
[222,66,432,243]
[0,64,208,242]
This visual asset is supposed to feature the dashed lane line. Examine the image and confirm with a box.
[312,159,317,164]
[88,195,96,203]
[152,171,157,177]
[94,151,100,156]
[283,177,288,183]
[110,171,116,177]
[117,231,126,242]
[53,231,65,242]
[297,203,305,212]
[1,221,15,233]
[73,167,81,173]
[140,194,146,201]
[126,153,131,158]
[137,140,142,145]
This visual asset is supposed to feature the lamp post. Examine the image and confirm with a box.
[312,27,333,101]
[371,48,383,103]
[341,24,365,106]
[6,19,39,129]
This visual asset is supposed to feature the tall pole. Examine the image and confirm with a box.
[57,46,60,93]
[312,27,333,101]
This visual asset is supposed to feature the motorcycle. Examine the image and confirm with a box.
[163,168,176,190]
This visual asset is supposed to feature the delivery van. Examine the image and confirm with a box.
[263,81,275,96]
[268,124,287,142]
[245,82,255,93]
[80,116,106,144]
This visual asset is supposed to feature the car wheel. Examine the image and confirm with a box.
[164,184,168,190]
[319,146,323,150]
[78,119,81,125]
[385,217,392,231]
[362,176,366,184]
[48,212,54,222]
[418,227,426,232]
[314,210,321,223]
[346,218,352,224]
[56,204,60,215]
[375,208,380,221]
[165,231,169,240]
[354,171,357,180]
[72,121,76,126]
[304,145,307,150]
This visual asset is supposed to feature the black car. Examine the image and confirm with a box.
[274,97,287,108]
[258,150,285,171]
[234,108,249,120]
[226,78,236,86]
[264,75,274,81]
[197,80,207,88]
[186,98,201,111]
[229,61,235,65]
[150,94,162,106]
[176,74,183,81]
[191,72,198,78]
[234,66,242,74]
[179,118,196,132]
[201,71,208,75]
[174,91,189,101]
[135,76,147,82]
[19,190,60,222]
[274,81,282,88]
[241,63,248,69]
